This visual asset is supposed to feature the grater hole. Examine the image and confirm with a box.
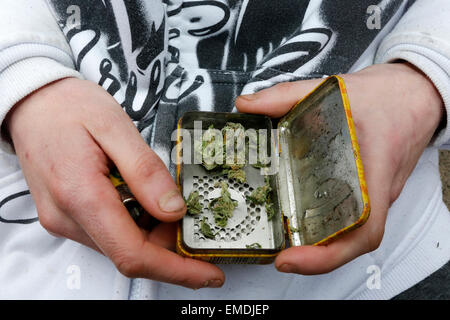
[191,173,264,243]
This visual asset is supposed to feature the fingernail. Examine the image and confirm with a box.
[238,93,258,101]
[203,279,223,288]
[159,190,186,213]
[277,263,295,273]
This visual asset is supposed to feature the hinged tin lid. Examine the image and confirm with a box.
[277,76,370,247]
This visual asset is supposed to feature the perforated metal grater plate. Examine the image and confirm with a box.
[181,164,283,250]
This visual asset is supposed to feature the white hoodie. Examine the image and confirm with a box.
[0,0,449,300]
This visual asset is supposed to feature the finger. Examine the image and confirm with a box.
[70,173,224,289]
[37,198,101,253]
[144,222,178,251]
[236,79,323,117]
[275,226,370,275]
[83,101,186,223]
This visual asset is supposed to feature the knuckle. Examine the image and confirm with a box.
[367,227,385,253]
[47,167,79,211]
[49,182,78,212]
[168,259,193,286]
[273,81,295,94]
[37,209,61,236]
[133,150,165,181]
[48,170,104,214]
[113,251,143,278]
[89,108,123,136]
[75,186,108,213]
[368,240,381,253]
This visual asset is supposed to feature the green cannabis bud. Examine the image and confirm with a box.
[222,122,246,170]
[222,167,246,183]
[265,201,275,221]
[196,122,249,183]
[246,178,272,205]
[246,177,276,221]
[245,243,262,249]
[185,191,202,215]
[209,181,238,227]
[200,217,216,239]
[198,124,223,171]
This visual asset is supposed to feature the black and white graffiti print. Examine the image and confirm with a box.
[44,0,413,175]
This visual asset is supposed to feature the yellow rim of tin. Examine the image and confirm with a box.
[175,75,371,259]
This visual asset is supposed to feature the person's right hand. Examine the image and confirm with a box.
[4,77,224,289]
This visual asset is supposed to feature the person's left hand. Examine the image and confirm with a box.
[236,63,444,274]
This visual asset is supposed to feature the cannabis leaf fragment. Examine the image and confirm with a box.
[209,181,238,228]
[185,191,202,215]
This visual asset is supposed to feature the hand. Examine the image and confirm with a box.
[5,77,224,288]
[236,63,444,274]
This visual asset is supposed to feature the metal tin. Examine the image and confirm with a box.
[176,76,370,264]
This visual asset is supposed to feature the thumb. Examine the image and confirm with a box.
[236,78,323,118]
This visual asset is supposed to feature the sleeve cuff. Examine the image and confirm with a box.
[0,56,83,154]
[375,37,450,149]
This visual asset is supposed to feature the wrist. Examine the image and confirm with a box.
[393,61,444,138]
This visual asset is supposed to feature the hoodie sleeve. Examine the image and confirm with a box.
[375,0,450,149]
[0,0,82,154]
